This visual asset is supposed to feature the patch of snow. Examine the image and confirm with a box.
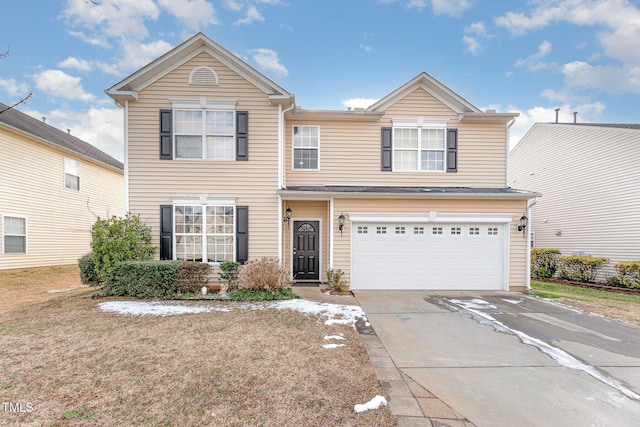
[449,298,497,310]
[323,344,346,349]
[98,301,220,317]
[447,299,640,401]
[97,298,367,327]
[324,335,346,340]
[502,298,523,305]
[354,395,387,413]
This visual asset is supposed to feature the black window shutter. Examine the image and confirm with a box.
[447,128,458,173]
[159,109,173,160]
[236,111,249,161]
[236,206,249,263]
[159,205,173,260]
[381,127,392,171]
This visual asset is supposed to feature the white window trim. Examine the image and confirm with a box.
[63,157,80,191]
[292,125,320,171]
[171,198,237,264]
[2,214,27,254]
[170,98,238,161]
[391,117,447,173]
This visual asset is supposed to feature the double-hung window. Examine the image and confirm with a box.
[174,203,235,262]
[293,125,319,170]
[64,157,80,190]
[3,216,26,253]
[392,119,446,172]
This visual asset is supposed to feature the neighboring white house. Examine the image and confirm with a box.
[0,103,125,270]
[510,122,640,279]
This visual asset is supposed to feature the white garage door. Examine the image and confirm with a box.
[351,222,506,290]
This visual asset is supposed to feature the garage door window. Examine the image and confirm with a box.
[414,226,424,234]
[469,227,480,235]
[432,227,442,235]
[488,227,498,235]
[357,226,368,234]
[451,227,461,235]
[395,226,406,234]
[376,227,387,234]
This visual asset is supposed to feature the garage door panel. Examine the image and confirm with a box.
[351,222,505,290]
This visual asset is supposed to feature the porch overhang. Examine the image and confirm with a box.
[277,185,540,200]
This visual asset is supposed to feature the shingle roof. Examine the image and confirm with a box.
[0,103,123,171]
[554,123,640,130]
[280,185,539,198]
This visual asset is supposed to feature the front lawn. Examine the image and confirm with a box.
[0,283,395,425]
[531,280,640,326]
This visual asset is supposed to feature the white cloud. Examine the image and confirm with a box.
[24,106,124,161]
[157,0,218,31]
[515,40,553,72]
[248,48,288,77]
[58,57,92,72]
[431,0,472,17]
[235,5,265,25]
[32,70,95,102]
[462,36,482,55]
[407,0,427,11]
[66,30,111,48]
[0,78,30,98]
[98,39,174,75]
[63,0,160,40]
[342,98,379,110]
[462,21,491,55]
[222,0,243,11]
[562,61,640,93]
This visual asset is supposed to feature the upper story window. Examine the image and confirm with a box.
[175,109,235,160]
[393,126,445,172]
[64,157,80,190]
[3,216,26,254]
[293,125,319,170]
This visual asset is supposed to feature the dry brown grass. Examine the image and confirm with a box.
[0,267,396,426]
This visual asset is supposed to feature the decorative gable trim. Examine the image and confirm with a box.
[367,72,482,114]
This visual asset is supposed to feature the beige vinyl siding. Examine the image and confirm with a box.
[511,123,640,279]
[330,197,528,291]
[0,128,124,270]
[281,201,329,279]
[285,88,508,188]
[127,52,280,260]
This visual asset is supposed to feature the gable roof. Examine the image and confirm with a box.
[0,103,123,172]
[368,72,518,123]
[105,32,294,108]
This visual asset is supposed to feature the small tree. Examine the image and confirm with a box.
[531,248,561,278]
[90,214,156,281]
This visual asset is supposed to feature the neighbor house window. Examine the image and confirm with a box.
[174,109,235,160]
[64,157,80,190]
[293,125,319,170]
[3,216,26,253]
[393,126,445,172]
[174,204,235,262]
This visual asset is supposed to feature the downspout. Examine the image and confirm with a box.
[277,101,295,264]
[525,197,538,290]
[123,100,129,213]
[329,198,334,269]
[505,116,517,187]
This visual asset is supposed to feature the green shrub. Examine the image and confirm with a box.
[237,257,290,291]
[228,288,299,301]
[614,260,640,289]
[325,268,349,293]
[218,261,241,292]
[98,260,181,298]
[177,262,211,293]
[531,248,561,279]
[78,253,100,286]
[91,214,156,282]
[557,256,609,283]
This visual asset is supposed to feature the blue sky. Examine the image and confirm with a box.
[2,0,640,161]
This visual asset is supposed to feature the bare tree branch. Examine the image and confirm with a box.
[0,92,33,114]
[0,44,9,59]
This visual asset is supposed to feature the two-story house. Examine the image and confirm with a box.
[106,33,537,291]
[0,103,124,270]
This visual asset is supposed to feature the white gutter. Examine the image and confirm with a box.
[123,100,130,212]
[506,116,517,187]
[277,101,295,264]
[525,197,538,290]
[329,197,334,268]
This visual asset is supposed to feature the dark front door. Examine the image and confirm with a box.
[293,221,320,281]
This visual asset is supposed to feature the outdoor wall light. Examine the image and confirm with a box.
[517,215,528,233]
[338,213,345,235]
[283,207,292,224]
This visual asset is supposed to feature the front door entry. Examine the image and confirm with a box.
[293,220,320,281]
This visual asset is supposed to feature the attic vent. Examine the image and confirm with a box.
[189,66,219,85]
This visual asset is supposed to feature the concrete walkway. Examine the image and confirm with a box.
[294,286,473,426]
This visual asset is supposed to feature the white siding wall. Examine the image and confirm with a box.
[0,128,125,270]
[510,123,640,279]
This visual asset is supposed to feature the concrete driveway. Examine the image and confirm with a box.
[354,290,640,427]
